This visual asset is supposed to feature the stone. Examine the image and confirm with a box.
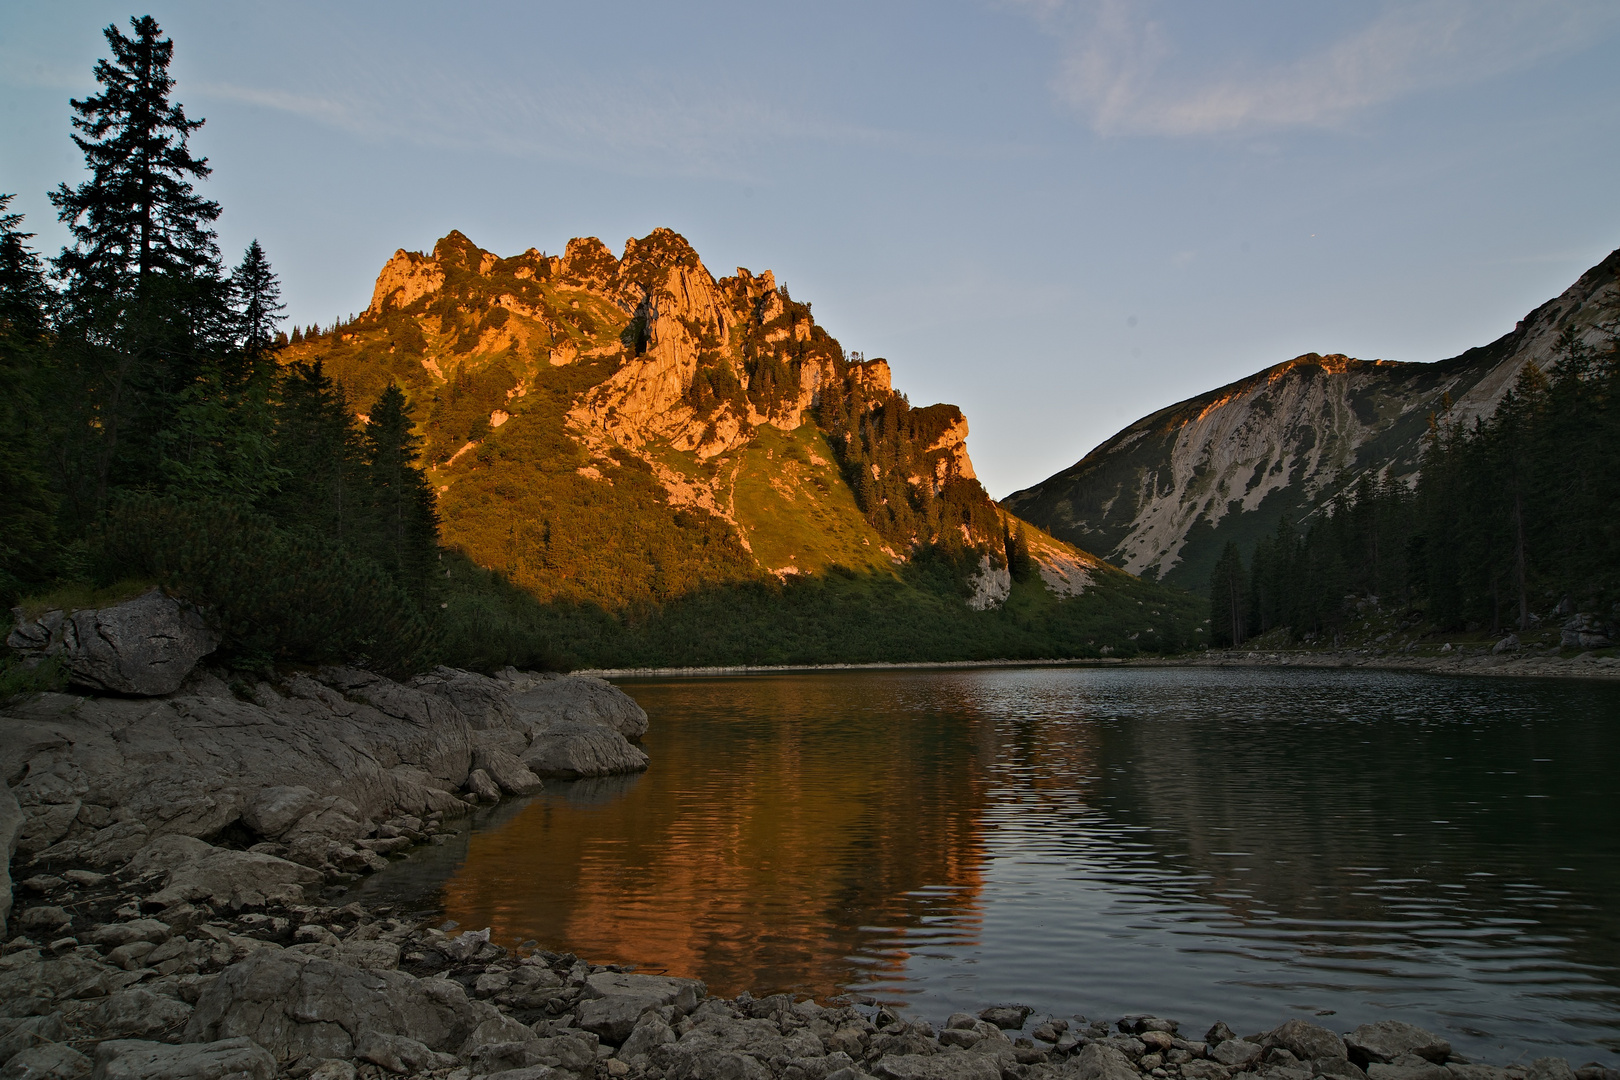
[355,1031,451,1074]
[88,1037,275,1080]
[1268,1021,1346,1062]
[88,921,172,949]
[137,840,322,910]
[522,1033,600,1073]
[18,908,71,935]
[1445,1066,1512,1080]
[578,995,662,1044]
[0,1014,66,1062]
[61,870,108,888]
[1492,635,1520,654]
[1213,1040,1266,1069]
[8,589,218,697]
[304,1061,357,1080]
[1,1042,92,1080]
[511,675,649,740]
[1184,1062,1233,1080]
[466,768,502,802]
[620,1013,677,1063]
[185,952,494,1062]
[979,1005,1032,1030]
[1345,1022,1450,1066]
[1120,1016,1179,1035]
[475,748,545,796]
[240,786,322,839]
[464,1014,538,1052]
[871,1055,1002,1080]
[1527,1061,1576,1080]
[1315,1060,1369,1080]
[1368,1066,1449,1080]
[0,784,22,937]
[1561,615,1613,650]
[584,971,705,1013]
[1071,1043,1141,1080]
[94,988,194,1036]
[522,721,650,780]
[1208,1024,1238,1047]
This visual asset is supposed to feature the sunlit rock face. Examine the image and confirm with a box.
[1006,248,1620,590]
[283,227,1101,611]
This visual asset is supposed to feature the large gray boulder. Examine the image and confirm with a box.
[8,589,219,696]
[1267,1019,1347,1062]
[1344,1021,1450,1066]
[185,952,496,1063]
[511,675,649,740]
[1,782,21,936]
[872,1052,1003,1080]
[90,1036,276,1080]
[126,835,321,909]
[522,720,649,779]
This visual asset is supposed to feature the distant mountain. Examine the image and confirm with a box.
[1005,249,1620,592]
[279,229,1199,664]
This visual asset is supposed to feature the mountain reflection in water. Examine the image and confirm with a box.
[367,668,1620,1064]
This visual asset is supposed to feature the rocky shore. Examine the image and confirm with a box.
[3,593,1617,1079]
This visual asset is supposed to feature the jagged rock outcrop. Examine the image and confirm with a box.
[0,665,649,926]
[1007,248,1620,589]
[8,589,219,697]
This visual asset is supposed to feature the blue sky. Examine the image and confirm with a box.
[4,1,1618,497]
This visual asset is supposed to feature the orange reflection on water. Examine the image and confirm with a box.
[439,677,994,999]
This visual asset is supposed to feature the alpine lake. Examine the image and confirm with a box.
[358,666,1620,1065]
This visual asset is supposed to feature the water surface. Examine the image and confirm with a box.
[362,667,1620,1064]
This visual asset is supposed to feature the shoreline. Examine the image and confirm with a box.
[4,668,1618,1076]
[578,648,1620,682]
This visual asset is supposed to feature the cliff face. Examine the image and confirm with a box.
[1006,248,1620,591]
[282,228,1097,610]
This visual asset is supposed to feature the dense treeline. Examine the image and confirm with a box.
[1211,328,1620,645]
[0,17,447,674]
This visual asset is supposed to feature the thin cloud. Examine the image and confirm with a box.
[1010,0,1620,136]
[198,67,907,183]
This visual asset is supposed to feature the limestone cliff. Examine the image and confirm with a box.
[281,228,1092,610]
[1006,248,1620,590]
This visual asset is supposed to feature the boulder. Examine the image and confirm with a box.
[8,589,218,697]
[872,1053,1003,1080]
[1267,1020,1347,1062]
[94,988,194,1036]
[1212,1040,1265,1068]
[584,971,705,1013]
[523,721,649,779]
[136,840,322,910]
[89,1037,275,1080]
[185,952,495,1063]
[511,677,649,740]
[2,1041,93,1079]
[240,786,322,839]
[355,1031,455,1074]
[474,748,545,796]
[1527,1061,1576,1080]
[466,768,502,803]
[577,995,661,1044]
[1344,1022,1451,1066]
[1,782,22,936]
[1068,1043,1141,1080]
[1561,615,1612,650]
[978,1006,1031,1030]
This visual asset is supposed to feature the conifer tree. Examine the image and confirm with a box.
[48,15,226,512]
[0,197,59,600]
[362,384,440,587]
[1209,541,1247,647]
[270,361,364,542]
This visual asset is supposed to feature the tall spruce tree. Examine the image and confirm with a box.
[49,15,226,512]
[362,384,440,587]
[1209,541,1247,647]
[0,197,59,600]
[270,361,364,542]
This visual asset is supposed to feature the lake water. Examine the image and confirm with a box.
[360,667,1620,1065]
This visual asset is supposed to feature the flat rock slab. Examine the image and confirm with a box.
[1346,1022,1452,1066]
[185,952,496,1063]
[91,1036,276,1080]
[523,721,649,779]
[585,971,705,1010]
[1268,1019,1348,1062]
[873,1051,1004,1080]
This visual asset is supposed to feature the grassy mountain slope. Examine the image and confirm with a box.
[278,229,1203,665]
[1006,248,1620,592]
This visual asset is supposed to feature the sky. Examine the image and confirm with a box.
[4,2,1619,499]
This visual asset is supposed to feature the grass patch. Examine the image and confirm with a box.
[16,578,158,621]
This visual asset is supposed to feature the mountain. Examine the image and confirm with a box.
[279,229,1201,665]
[1005,249,1620,592]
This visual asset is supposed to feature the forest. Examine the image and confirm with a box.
[1208,330,1620,646]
